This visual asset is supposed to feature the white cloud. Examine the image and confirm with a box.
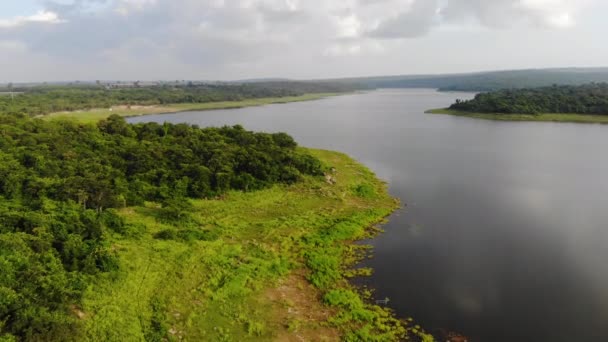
[0,11,64,28]
[517,0,578,28]
[335,14,362,38]
[0,0,602,81]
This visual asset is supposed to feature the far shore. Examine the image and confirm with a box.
[427,108,608,124]
[45,93,344,123]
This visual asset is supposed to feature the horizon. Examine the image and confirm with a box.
[4,65,608,85]
[1,0,607,82]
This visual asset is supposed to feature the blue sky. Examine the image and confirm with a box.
[0,1,40,17]
[0,0,607,82]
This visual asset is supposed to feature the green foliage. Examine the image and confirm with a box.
[77,149,420,341]
[100,209,126,233]
[0,82,360,117]
[154,228,217,242]
[287,319,303,332]
[0,114,324,340]
[0,232,83,341]
[450,83,608,115]
[245,320,265,337]
[0,112,429,341]
[353,183,376,198]
[0,115,322,208]
[299,210,436,341]
[0,335,17,342]
[143,298,170,342]
[428,108,608,124]
[157,198,194,224]
[305,247,343,289]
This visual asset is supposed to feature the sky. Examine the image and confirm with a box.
[0,0,607,82]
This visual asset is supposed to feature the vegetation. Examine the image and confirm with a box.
[46,93,340,124]
[79,149,432,342]
[343,67,608,91]
[0,113,432,341]
[0,82,359,118]
[0,114,318,340]
[449,83,608,115]
[427,108,608,124]
[427,83,608,123]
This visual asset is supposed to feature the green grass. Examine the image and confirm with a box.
[78,149,433,341]
[45,93,342,124]
[427,108,608,124]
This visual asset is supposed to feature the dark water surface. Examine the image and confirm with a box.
[128,89,608,341]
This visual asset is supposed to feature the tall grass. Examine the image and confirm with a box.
[80,149,433,341]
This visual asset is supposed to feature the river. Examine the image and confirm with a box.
[128,89,608,341]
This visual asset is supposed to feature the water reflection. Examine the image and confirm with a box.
[129,89,608,341]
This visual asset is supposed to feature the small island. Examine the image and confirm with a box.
[428,83,608,124]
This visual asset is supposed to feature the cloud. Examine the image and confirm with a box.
[369,0,439,38]
[0,10,64,28]
[0,0,599,81]
[368,0,586,39]
[440,0,581,29]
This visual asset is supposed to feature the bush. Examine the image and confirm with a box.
[352,183,376,198]
[154,229,177,240]
[100,209,126,233]
[0,114,325,339]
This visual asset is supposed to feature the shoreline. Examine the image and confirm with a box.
[81,148,433,341]
[45,92,346,123]
[427,108,608,124]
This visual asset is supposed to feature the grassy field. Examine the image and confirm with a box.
[78,149,433,342]
[45,93,341,124]
[427,108,608,124]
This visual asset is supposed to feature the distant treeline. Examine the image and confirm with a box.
[0,114,323,340]
[0,81,361,117]
[449,83,608,114]
[338,68,608,92]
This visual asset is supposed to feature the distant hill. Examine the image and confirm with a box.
[331,67,608,92]
[5,67,608,93]
[229,78,291,83]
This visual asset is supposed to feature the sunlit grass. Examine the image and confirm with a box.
[79,148,437,341]
[427,108,608,124]
[45,93,342,124]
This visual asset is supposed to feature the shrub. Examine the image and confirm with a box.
[352,183,376,198]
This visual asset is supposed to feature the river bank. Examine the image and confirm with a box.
[80,148,432,341]
[127,89,608,340]
[427,108,608,124]
[45,93,343,123]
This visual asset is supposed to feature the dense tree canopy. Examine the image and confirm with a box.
[0,114,323,340]
[0,81,360,117]
[449,83,608,115]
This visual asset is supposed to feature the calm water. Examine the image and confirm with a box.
[128,89,608,341]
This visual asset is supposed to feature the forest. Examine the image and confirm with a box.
[0,113,324,341]
[448,83,608,114]
[340,67,608,91]
[0,81,360,117]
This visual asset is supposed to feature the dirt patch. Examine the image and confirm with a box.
[111,105,159,110]
[70,305,86,320]
[266,271,340,342]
